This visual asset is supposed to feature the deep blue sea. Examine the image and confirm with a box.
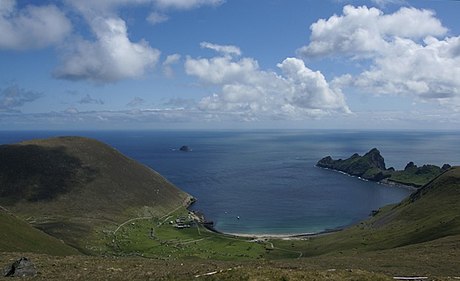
[1,130,459,235]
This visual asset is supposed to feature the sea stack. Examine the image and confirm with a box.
[179,145,192,152]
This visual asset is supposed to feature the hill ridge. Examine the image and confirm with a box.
[0,136,192,253]
[317,148,451,187]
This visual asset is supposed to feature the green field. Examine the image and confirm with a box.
[105,208,300,260]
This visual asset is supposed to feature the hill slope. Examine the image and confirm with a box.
[292,166,460,255]
[317,148,450,186]
[0,208,79,255]
[0,136,192,252]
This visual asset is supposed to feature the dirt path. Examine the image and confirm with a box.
[114,201,186,234]
[113,216,152,234]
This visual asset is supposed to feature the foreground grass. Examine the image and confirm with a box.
[0,211,79,256]
[2,239,459,281]
[0,252,399,281]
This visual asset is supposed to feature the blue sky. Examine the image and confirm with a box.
[0,0,459,130]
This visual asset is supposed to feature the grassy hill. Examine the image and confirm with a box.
[387,162,450,187]
[317,148,449,186]
[273,166,460,257]
[0,136,192,253]
[0,208,79,255]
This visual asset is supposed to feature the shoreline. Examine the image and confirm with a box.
[221,227,343,240]
[187,166,417,241]
[316,166,419,191]
[189,208,343,239]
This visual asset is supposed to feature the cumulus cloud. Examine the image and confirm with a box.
[185,46,350,120]
[334,36,460,108]
[162,54,181,77]
[0,0,71,50]
[200,42,241,56]
[54,17,160,83]
[298,5,460,109]
[0,85,42,112]
[298,5,447,58]
[56,0,223,83]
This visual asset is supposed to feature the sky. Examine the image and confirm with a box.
[0,0,459,130]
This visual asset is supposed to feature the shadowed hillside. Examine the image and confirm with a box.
[0,136,192,253]
[0,208,79,255]
[0,144,97,202]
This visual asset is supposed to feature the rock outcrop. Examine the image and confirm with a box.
[317,148,451,187]
[179,145,192,152]
[3,257,37,277]
[317,148,389,181]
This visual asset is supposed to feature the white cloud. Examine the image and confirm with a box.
[0,0,71,50]
[54,17,160,83]
[146,11,169,25]
[154,0,224,10]
[200,42,241,56]
[162,54,181,77]
[299,5,460,110]
[298,5,447,58]
[185,47,350,120]
[56,0,223,83]
[334,36,460,108]
[185,55,258,84]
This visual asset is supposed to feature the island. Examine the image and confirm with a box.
[179,145,192,152]
[316,148,451,187]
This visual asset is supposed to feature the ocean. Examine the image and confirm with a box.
[1,130,459,235]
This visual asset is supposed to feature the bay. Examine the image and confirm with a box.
[1,130,459,235]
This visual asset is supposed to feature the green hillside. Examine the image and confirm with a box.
[0,137,192,253]
[387,162,450,187]
[277,166,460,256]
[0,208,79,255]
[317,148,450,186]
[317,148,388,181]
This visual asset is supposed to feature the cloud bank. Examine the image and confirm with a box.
[54,17,160,83]
[300,5,460,109]
[0,85,42,112]
[0,0,71,50]
[186,44,351,120]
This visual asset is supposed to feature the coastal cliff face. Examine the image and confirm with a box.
[317,148,388,181]
[317,148,450,186]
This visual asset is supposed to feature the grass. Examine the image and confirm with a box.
[106,207,299,261]
[0,136,192,253]
[270,167,460,259]
[0,251,398,281]
[0,210,79,256]
[388,164,444,187]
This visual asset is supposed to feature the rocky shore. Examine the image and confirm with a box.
[317,148,451,188]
